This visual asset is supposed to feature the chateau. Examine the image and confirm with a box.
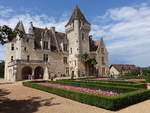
[4,6,109,81]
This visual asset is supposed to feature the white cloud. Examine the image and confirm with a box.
[0,4,150,67]
[0,6,68,60]
[0,13,68,33]
[92,3,150,67]
[0,5,13,17]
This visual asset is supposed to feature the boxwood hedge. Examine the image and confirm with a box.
[60,79,147,89]
[50,80,138,94]
[23,81,150,111]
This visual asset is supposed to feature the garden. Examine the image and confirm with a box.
[23,78,150,111]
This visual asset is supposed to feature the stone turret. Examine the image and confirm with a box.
[65,6,91,77]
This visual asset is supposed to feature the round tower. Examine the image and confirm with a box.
[65,6,91,77]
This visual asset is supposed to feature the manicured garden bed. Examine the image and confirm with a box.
[59,79,147,89]
[23,80,150,111]
[52,80,139,94]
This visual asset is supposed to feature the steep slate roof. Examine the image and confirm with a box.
[90,38,105,52]
[14,21,25,33]
[110,64,136,72]
[32,26,66,50]
[65,6,90,26]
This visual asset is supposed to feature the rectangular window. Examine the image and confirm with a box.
[102,57,105,65]
[43,54,48,62]
[101,48,104,54]
[27,39,29,43]
[63,44,67,51]
[27,55,30,62]
[70,48,72,54]
[66,67,69,75]
[43,41,48,50]
[63,57,68,64]
[74,60,76,66]
[11,44,14,51]
[82,33,84,40]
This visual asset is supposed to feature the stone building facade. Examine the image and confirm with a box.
[4,6,109,81]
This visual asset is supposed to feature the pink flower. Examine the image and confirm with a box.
[36,83,119,96]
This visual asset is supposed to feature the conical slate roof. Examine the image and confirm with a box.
[14,21,25,33]
[65,6,90,26]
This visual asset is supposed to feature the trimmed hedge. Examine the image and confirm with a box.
[23,81,150,111]
[50,80,138,94]
[72,79,147,88]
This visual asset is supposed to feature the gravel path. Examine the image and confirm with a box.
[0,79,150,113]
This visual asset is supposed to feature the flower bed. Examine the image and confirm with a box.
[23,81,150,111]
[127,79,146,81]
[37,83,118,96]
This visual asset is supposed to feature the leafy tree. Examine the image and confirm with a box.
[129,67,141,75]
[143,68,150,76]
[0,25,22,45]
[81,53,97,76]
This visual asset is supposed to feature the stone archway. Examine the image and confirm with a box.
[34,66,44,79]
[22,66,32,80]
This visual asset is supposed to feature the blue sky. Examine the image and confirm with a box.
[0,0,150,67]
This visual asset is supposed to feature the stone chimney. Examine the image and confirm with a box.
[51,27,55,32]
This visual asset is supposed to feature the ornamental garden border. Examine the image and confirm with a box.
[23,80,150,111]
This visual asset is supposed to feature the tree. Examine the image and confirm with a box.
[81,53,97,76]
[0,25,22,45]
[129,67,141,75]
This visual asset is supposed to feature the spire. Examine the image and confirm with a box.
[28,22,34,34]
[65,6,90,26]
[14,21,25,33]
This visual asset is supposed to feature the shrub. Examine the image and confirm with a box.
[23,81,150,111]
[58,79,147,89]
[49,80,138,94]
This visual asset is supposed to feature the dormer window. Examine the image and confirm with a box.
[11,44,14,51]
